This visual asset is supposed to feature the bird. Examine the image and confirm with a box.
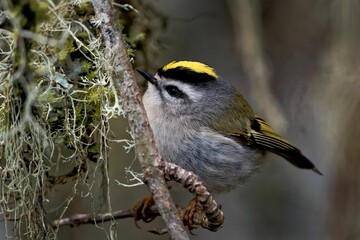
[138,60,322,193]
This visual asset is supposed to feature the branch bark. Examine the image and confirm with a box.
[90,1,189,239]
[163,162,224,232]
[51,209,140,227]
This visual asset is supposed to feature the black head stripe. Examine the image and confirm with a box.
[157,67,218,84]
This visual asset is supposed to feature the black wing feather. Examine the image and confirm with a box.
[250,117,322,175]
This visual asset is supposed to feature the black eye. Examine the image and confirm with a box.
[164,85,185,98]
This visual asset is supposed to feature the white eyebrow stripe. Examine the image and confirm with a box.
[164,80,203,102]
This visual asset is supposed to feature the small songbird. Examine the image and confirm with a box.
[138,61,322,193]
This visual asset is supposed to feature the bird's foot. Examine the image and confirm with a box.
[131,195,158,227]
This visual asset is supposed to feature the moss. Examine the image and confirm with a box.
[57,39,76,62]
[81,60,93,73]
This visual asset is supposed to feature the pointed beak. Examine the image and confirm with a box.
[137,69,158,87]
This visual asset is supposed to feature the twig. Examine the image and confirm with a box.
[163,162,224,232]
[50,207,156,227]
[90,1,189,239]
[51,162,224,232]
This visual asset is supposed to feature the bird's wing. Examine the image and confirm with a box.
[211,99,322,175]
[248,116,322,174]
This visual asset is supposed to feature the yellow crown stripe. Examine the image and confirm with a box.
[162,61,219,79]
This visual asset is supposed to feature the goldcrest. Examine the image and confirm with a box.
[138,61,322,193]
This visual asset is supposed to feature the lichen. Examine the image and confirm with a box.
[0,0,120,238]
[0,0,167,238]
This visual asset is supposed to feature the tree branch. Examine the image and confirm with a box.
[51,209,138,227]
[90,1,189,239]
[163,162,224,232]
[51,162,224,232]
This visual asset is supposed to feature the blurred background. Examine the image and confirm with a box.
[53,0,359,239]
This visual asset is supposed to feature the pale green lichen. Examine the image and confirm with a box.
[0,0,165,238]
[0,0,127,238]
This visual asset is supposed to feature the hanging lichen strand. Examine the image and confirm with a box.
[0,0,122,238]
[0,0,167,237]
